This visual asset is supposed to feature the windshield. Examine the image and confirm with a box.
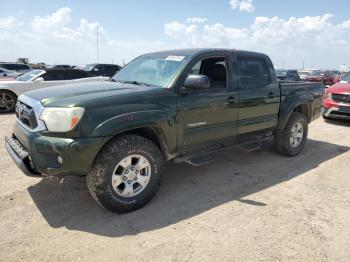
[340,72,350,83]
[310,70,325,76]
[112,54,191,88]
[16,70,43,81]
[83,64,96,71]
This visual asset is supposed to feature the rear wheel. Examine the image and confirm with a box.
[86,135,164,213]
[0,91,17,113]
[274,112,308,156]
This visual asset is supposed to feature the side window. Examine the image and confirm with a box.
[19,65,29,70]
[188,57,228,89]
[71,70,88,79]
[42,70,70,81]
[236,56,271,87]
[106,66,119,76]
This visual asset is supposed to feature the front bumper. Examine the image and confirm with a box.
[5,121,111,177]
[322,106,350,120]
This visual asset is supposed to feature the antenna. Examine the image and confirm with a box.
[96,25,100,63]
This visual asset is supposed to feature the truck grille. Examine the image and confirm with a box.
[332,93,350,104]
[15,101,38,129]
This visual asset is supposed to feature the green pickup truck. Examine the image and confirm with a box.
[5,49,324,213]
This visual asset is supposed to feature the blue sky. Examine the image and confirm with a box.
[1,0,350,69]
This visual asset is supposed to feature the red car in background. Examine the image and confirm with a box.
[323,71,350,120]
[305,70,338,86]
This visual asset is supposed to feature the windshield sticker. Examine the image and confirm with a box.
[165,56,185,62]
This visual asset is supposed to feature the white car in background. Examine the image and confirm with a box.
[0,69,109,113]
[0,67,20,79]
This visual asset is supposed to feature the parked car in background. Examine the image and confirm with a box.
[50,64,72,69]
[276,69,301,81]
[83,63,121,78]
[0,67,20,79]
[0,63,32,74]
[0,69,109,113]
[305,70,338,86]
[323,71,350,120]
[297,70,311,80]
[4,48,324,213]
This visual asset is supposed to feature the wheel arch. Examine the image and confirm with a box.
[0,89,18,112]
[0,89,18,99]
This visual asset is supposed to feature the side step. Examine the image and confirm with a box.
[237,142,261,153]
[184,153,215,167]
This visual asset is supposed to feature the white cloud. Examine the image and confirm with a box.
[0,16,22,30]
[0,16,23,41]
[186,17,208,23]
[32,7,72,32]
[229,0,254,13]
[164,14,350,68]
[0,7,164,65]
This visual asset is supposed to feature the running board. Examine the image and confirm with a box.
[237,142,261,153]
[184,153,215,167]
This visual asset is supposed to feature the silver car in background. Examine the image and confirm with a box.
[0,67,20,79]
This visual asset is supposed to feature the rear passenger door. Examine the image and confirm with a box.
[235,54,280,138]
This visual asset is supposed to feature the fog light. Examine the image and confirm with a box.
[57,156,63,165]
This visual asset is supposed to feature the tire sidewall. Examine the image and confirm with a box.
[285,113,308,155]
[91,136,164,212]
[0,91,17,113]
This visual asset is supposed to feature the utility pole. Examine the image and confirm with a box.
[96,25,100,63]
[302,61,305,69]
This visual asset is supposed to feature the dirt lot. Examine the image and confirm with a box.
[0,114,350,262]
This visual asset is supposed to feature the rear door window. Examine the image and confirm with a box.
[236,56,271,87]
[42,70,71,81]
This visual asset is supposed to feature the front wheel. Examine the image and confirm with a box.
[0,91,17,113]
[274,112,308,156]
[86,135,165,213]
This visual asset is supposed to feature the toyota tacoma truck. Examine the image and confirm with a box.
[5,49,324,213]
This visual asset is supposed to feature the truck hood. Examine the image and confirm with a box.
[24,81,169,107]
[327,82,350,93]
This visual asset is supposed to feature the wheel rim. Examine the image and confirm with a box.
[289,122,304,148]
[111,154,151,198]
[0,92,15,112]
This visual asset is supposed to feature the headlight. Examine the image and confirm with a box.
[40,107,85,132]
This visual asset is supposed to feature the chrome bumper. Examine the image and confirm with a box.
[322,107,350,120]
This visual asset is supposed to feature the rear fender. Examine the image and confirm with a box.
[276,93,313,131]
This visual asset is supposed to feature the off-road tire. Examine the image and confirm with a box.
[86,135,165,213]
[274,112,308,156]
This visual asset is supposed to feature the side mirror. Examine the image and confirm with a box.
[3,73,7,77]
[93,68,99,71]
[34,77,44,82]
[183,74,210,91]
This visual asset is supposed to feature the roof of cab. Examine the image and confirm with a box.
[146,48,267,57]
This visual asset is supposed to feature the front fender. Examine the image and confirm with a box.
[89,109,178,157]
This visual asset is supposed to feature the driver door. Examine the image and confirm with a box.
[176,52,239,153]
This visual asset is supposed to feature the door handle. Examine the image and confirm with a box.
[226,96,236,104]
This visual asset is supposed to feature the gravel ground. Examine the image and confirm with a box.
[0,114,350,262]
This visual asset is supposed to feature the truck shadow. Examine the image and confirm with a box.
[324,118,350,127]
[27,139,349,237]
